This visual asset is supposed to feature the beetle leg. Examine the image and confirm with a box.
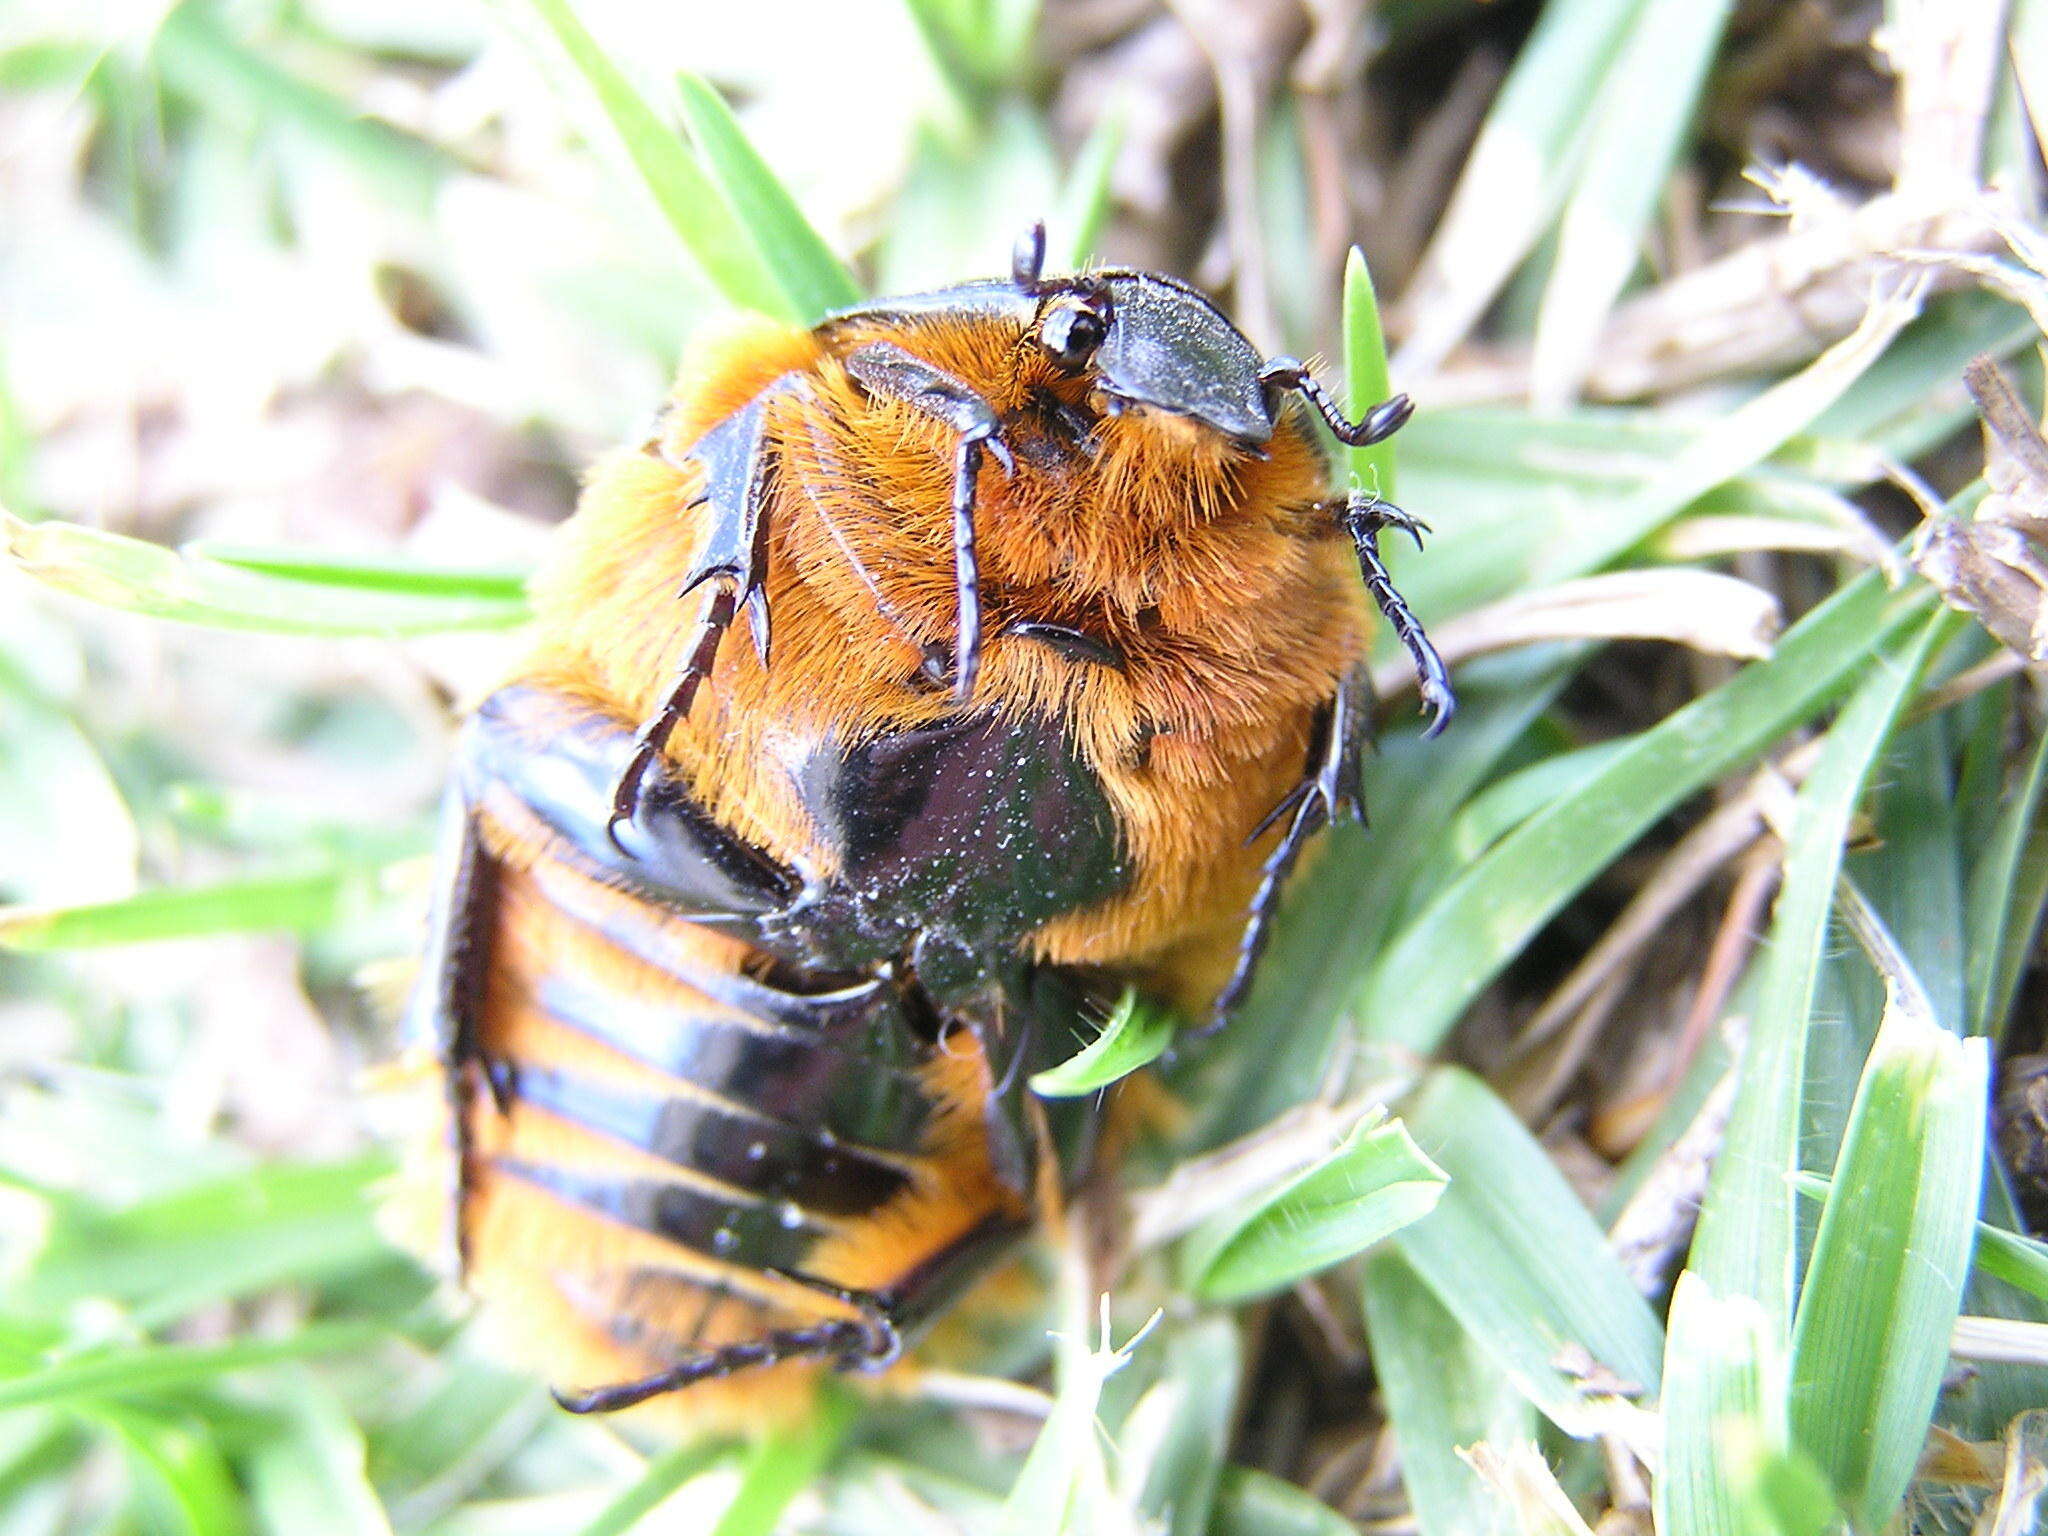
[1258,363,1452,734]
[550,1310,895,1414]
[1201,665,1374,1035]
[613,379,809,836]
[842,340,1013,704]
[1337,491,1456,737]
[467,682,799,922]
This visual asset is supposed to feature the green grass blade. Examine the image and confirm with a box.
[1209,1467,1358,1536]
[0,1324,389,1413]
[1394,0,1649,373]
[1688,612,1949,1329]
[244,1377,396,1536]
[1124,1317,1240,1536]
[0,868,388,951]
[1362,1249,1531,1536]
[1359,571,1934,1057]
[101,1405,250,1536]
[674,73,860,324]
[1050,108,1122,272]
[1788,998,1989,1533]
[576,1443,732,1536]
[1656,1273,1798,1536]
[4,514,529,635]
[709,1388,854,1536]
[1031,990,1173,1097]
[1965,718,2048,1037]
[152,4,452,213]
[1180,1115,1445,1304]
[484,0,788,319]
[1343,247,1397,502]
[184,543,531,602]
[1388,1069,1664,1432]
[1795,1171,2048,1311]
[1530,0,1738,406]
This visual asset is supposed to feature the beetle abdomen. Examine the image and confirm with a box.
[430,813,1033,1429]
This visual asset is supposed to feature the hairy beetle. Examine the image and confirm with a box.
[395,226,1450,1428]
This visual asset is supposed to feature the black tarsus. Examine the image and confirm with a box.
[1259,359,1453,738]
[1340,494,1455,737]
[608,582,738,835]
[1199,665,1374,1036]
[842,341,1012,705]
[550,1275,900,1414]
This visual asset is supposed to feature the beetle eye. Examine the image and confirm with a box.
[1038,300,1107,371]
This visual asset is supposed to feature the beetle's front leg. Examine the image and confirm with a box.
[1336,490,1456,737]
[1259,359,1454,736]
[611,377,811,836]
[841,341,1014,703]
[1203,665,1374,1035]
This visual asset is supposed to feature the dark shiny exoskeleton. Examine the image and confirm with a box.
[409,225,1451,1418]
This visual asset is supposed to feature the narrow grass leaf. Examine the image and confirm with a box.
[1343,247,1397,502]
[1389,1069,1663,1434]
[185,544,530,602]
[1208,1467,1356,1536]
[1966,719,2048,1037]
[1051,108,1122,272]
[1689,612,1948,1331]
[1181,1115,1445,1304]
[1124,1318,1240,1536]
[244,1377,395,1536]
[1524,286,1923,593]
[0,684,137,906]
[152,4,451,212]
[0,1324,389,1413]
[1795,1171,2048,1308]
[485,0,787,318]
[709,1387,854,1536]
[1789,997,1990,1534]
[1362,1249,1531,1536]
[576,1443,733,1536]
[1395,0,1648,373]
[0,868,387,951]
[1530,0,1737,406]
[100,1406,249,1536]
[3,514,529,635]
[1032,991,1173,1097]
[1656,1272,1796,1536]
[673,73,860,324]
[1360,569,1934,1057]
[19,1157,394,1325]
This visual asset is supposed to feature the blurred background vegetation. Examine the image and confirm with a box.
[3,0,2048,1531]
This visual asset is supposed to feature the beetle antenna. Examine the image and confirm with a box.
[1013,222,1048,294]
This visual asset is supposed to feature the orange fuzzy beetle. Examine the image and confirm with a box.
[399,226,1449,1428]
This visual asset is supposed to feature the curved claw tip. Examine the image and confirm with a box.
[550,1387,600,1415]
[1420,691,1456,739]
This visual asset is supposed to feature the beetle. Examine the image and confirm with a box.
[395,225,1451,1428]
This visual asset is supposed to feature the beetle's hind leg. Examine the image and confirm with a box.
[841,341,1013,704]
[1200,665,1374,1036]
[550,1287,899,1415]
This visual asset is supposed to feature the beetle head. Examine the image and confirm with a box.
[1011,223,1275,448]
